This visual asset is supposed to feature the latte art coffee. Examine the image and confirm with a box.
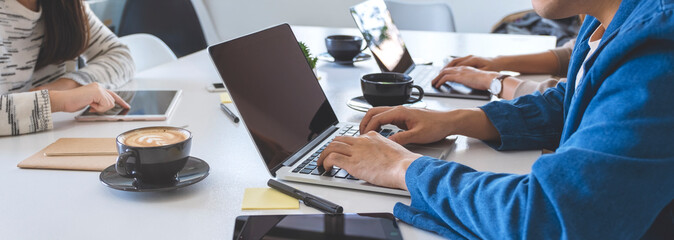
[123,128,188,147]
[116,126,192,183]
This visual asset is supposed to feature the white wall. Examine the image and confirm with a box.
[193,0,534,44]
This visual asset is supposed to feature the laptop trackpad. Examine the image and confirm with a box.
[404,137,456,160]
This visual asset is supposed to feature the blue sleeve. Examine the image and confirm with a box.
[393,35,674,239]
[478,82,566,151]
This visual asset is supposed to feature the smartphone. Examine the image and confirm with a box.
[233,213,402,240]
[206,82,228,92]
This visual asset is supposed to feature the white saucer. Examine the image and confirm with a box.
[346,96,427,112]
[99,156,209,192]
[318,52,372,65]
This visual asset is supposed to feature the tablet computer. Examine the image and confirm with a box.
[233,213,402,240]
[75,90,181,121]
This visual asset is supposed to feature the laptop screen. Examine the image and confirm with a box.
[350,0,414,73]
[208,24,338,174]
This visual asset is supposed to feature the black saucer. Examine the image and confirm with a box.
[318,52,371,65]
[99,156,209,192]
[346,96,427,112]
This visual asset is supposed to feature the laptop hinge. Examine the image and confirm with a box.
[273,125,340,173]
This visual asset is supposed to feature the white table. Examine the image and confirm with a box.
[0,26,555,239]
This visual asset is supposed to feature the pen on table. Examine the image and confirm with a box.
[268,179,343,214]
[220,103,240,123]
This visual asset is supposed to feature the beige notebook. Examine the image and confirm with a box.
[43,138,117,156]
[18,138,118,171]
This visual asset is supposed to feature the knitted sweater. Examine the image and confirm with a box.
[0,0,134,136]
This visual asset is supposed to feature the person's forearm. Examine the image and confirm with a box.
[448,108,500,141]
[33,78,81,91]
[500,76,523,100]
[49,90,63,112]
[494,51,559,74]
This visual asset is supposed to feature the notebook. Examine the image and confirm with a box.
[350,0,491,100]
[208,24,454,196]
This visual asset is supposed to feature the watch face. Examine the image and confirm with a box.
[489,78,502,95]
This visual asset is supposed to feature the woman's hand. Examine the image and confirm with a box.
[446,55,504,71]
[317,131,421,190]
[31,78,81,91]
[431,66,500,90]
[360,106,456,145]
[49,83,130,113]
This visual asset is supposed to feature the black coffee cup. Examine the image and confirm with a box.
[115,126,192,184]
[325,35,368,62]
[361,72,424,107]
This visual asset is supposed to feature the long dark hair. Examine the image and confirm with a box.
[36,0,89,70]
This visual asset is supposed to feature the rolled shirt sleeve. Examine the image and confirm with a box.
[478,81,567,151]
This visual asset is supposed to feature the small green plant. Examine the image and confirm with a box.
[298,41,318,69]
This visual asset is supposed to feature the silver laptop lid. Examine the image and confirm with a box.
[350,0,416,74]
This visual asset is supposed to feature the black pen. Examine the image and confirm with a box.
[220,103,240,123]
[267,179,343,214]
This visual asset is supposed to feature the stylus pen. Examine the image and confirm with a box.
[268,179,344,214]
[219,103,240,123]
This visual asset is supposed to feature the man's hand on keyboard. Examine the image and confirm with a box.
[317,131,421,190]
[359,106,455,145]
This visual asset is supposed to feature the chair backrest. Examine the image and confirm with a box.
[118,0,207,57]
[384,0,456,32]
[119,33,177,71]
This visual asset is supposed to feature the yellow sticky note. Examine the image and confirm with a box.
[220,93,232,103]
[242,188,300,210]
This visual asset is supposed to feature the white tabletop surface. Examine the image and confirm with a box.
[0,26,556,239]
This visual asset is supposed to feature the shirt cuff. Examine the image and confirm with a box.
[478,101,530,150]
[393,156,464,239]
[35,90,53,132]
[1,90,53,135]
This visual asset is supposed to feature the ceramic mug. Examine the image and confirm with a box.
[115,126,192,184]
[325,35,368,61]
[361,72,424,107]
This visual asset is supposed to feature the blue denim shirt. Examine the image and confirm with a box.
[393,0,674,238]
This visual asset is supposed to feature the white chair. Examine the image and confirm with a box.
[118,33,177,71]
[384,0,456,32]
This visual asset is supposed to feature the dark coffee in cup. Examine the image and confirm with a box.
[361,72,424,107]
[115,126,192,184]
[325,35,367,62]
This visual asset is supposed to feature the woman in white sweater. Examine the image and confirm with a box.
[0,0,135,136]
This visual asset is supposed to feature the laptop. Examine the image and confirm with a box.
[208,24,453,196]
[350,0,491,100]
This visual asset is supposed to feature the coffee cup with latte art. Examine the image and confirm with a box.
[115,126,192,184]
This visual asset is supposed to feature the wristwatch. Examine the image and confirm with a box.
[488,74,510,98]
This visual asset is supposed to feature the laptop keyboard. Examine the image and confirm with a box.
[291,125,399,180]
[412,65,470,90]
[411,65,438,86]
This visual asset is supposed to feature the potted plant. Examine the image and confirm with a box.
[298,41,319,78]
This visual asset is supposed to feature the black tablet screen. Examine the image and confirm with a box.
[233,213,402,240]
